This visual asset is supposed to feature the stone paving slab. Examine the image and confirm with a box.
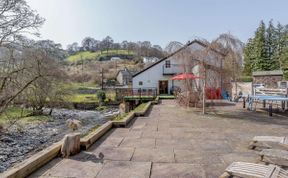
[150,163,206,178]
[28,158,62,178]
[132,148,174,163]
[156,138,194,149]
[90,146,135,161]
[97,137,124,147]
[96,161,151,178]
[107,128,142,139]
[120,138,156,148]
[141,131,172,139]
[174,149,223,164]
[40,158,103,178]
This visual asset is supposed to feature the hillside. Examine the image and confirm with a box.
[66,50,135,63]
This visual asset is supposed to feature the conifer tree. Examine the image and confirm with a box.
[243,38,254,75]
[266,20,279,69]
[253,21,269,71]
[274,23,287,69]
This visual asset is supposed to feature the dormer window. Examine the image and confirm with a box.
[165,60,171,68]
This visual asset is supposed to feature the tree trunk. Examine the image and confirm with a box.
[48,108,53,115]
[202,65,206,114]
[61,133,81,158]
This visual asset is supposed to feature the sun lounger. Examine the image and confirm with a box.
[259,149,288,167]
[219,161,288,178]
[249,136,288,150]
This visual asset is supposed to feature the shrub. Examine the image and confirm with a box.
[238,76,252,82]
[96,106,107,111]
[96,90,106,102]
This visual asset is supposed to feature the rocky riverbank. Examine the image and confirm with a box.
[0,107,119,173]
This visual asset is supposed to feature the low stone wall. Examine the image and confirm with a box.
[253,75,283,89]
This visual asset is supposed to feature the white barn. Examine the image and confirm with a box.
[132,40,226,95]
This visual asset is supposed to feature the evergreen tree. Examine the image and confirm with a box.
[243,38,254,75]
[266,20,279,69]
[279,26,288,79]
[253,21,269,71]
[280,46,288,79]
[243,20,288,76]
[273,23,286,69]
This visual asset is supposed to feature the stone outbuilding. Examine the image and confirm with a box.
[252,70,284,88]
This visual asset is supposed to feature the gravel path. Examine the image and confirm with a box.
[0,108,119,173]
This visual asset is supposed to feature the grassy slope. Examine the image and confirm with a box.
[67,50,134,63]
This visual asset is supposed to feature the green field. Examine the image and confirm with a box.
[68,94,99,103]
[63,82,98,90]
[66,50,134,63]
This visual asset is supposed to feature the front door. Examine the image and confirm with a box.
[159,80,168,95]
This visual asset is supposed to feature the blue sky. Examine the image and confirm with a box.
[26,0,288,49]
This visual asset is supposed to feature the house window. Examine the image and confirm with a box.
[165,60,171,68]
[139,81,143,86]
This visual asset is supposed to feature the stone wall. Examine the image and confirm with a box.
[253,75,283,88]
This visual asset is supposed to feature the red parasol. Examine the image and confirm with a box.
[171,73,202,80]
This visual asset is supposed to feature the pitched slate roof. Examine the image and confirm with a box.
[132,40,226,78]
[116,67,137,78]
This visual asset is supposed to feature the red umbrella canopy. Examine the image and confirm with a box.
[171,73,202,80]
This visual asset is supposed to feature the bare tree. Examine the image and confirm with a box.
[0,0,45,46]
[213,33,244,98]
[171,39,226,114]
[0,0,44,117]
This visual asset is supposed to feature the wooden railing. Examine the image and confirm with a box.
[116,87,157,100]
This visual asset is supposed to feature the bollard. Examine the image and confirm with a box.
[263,100,266,108]
[268,104,272,117]
[243,98,246,108]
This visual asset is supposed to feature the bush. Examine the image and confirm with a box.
[238,76,252,82]
[96,90,106,102]
[96,106,107,111]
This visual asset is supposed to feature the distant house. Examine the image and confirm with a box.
[116,68,137,86]
[132,40,226,95]
[143,57,160,64]
[111,57,121,61]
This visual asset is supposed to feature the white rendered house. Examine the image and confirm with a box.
[132,40,225,95]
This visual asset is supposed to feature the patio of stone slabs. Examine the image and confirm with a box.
[29,100,288,178]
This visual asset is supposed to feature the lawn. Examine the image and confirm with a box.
[159,95,175,99]
[67,90,116,103]
[66,50,135,63]
[68,94,99,103]
[63,82,98,90]
[0,107,51,124]
[124,96,155,101]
